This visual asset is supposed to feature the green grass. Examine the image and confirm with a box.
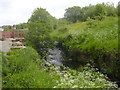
[2,17,119,88]
[50,17,118,53]
[2,47,58,88]
[50,16,119,81]
[67,22,86,31]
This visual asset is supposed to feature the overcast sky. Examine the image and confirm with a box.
[0,0,118,26]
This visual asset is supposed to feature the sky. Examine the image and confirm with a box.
[0,0,118,26]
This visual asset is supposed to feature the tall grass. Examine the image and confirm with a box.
[50,17,119,81]
[2,47,58,88]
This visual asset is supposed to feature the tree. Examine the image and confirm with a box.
[64,6,82,23]
[82,5,96,21]
[8,26,12,29]
[4,25,12,31]
[28,8,57,30]
[26,8,57,56]
[105,2,117,16]
[95,4,106,16]
[16,23,28,29]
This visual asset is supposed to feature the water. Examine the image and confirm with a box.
[46,47,81,69]
[46,45,120,87]
[46,48,64,66]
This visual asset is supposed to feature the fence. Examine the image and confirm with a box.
[0,30,25,39]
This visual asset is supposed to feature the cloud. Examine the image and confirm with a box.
[0,0,118,25]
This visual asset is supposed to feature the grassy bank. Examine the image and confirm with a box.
[2,47,59,88]
[2,47,118,88]
[2,17,119,88]
[50,17,119,81]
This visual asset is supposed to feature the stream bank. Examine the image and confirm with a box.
[46,41,82,69]
[45,41,119,87]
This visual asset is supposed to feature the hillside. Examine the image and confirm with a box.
[66,17,118,52]
[51,17,118,52]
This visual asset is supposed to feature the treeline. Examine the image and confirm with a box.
[5,2,119,31]
[3,23,28,31]
[16,23,28,29]
[64,2,119,23]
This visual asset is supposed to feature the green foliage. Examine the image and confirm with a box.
[86,17,100,27]
[105,3,117,16]
[16,23,28,29]
[44,62,118,88]
[3,68,55,88]
[50,17,119,81]
[8,26,12,29]
[94,4,106,16]
[64,6,82,23]
[2,47,57,88]
[57,18,70,29]
[4,26,13,31]
[25,23,52,57]
[58,27,68,33]
[2,47,118,88]
[28,8,58,30]
[2,47,41,76]
[28,22,51,31]
[4,27,9,31]
[64,3,117,23]
[82,5,96,21]
[26,7,58,56]
[58,18,70,25]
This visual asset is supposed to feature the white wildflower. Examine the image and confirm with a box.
[72,85,78,88]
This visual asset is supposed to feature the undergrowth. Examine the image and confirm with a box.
[2,47,118,88]
[2,47,58,88]
[2,17,119,88]
[44,61,118,88]
[50,17,119,81]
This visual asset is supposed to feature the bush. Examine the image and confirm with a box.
[86,17,100,27]
[26,23,53,58]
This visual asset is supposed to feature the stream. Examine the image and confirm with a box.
[45,41,120,87]
[46,48,64,66]
[46,41,82,69]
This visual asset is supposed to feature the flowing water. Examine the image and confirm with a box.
[45,41,120,87]
[46,48,64,66]
[46,47,81,69]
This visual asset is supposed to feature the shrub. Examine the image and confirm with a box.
[86,17,100,27]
